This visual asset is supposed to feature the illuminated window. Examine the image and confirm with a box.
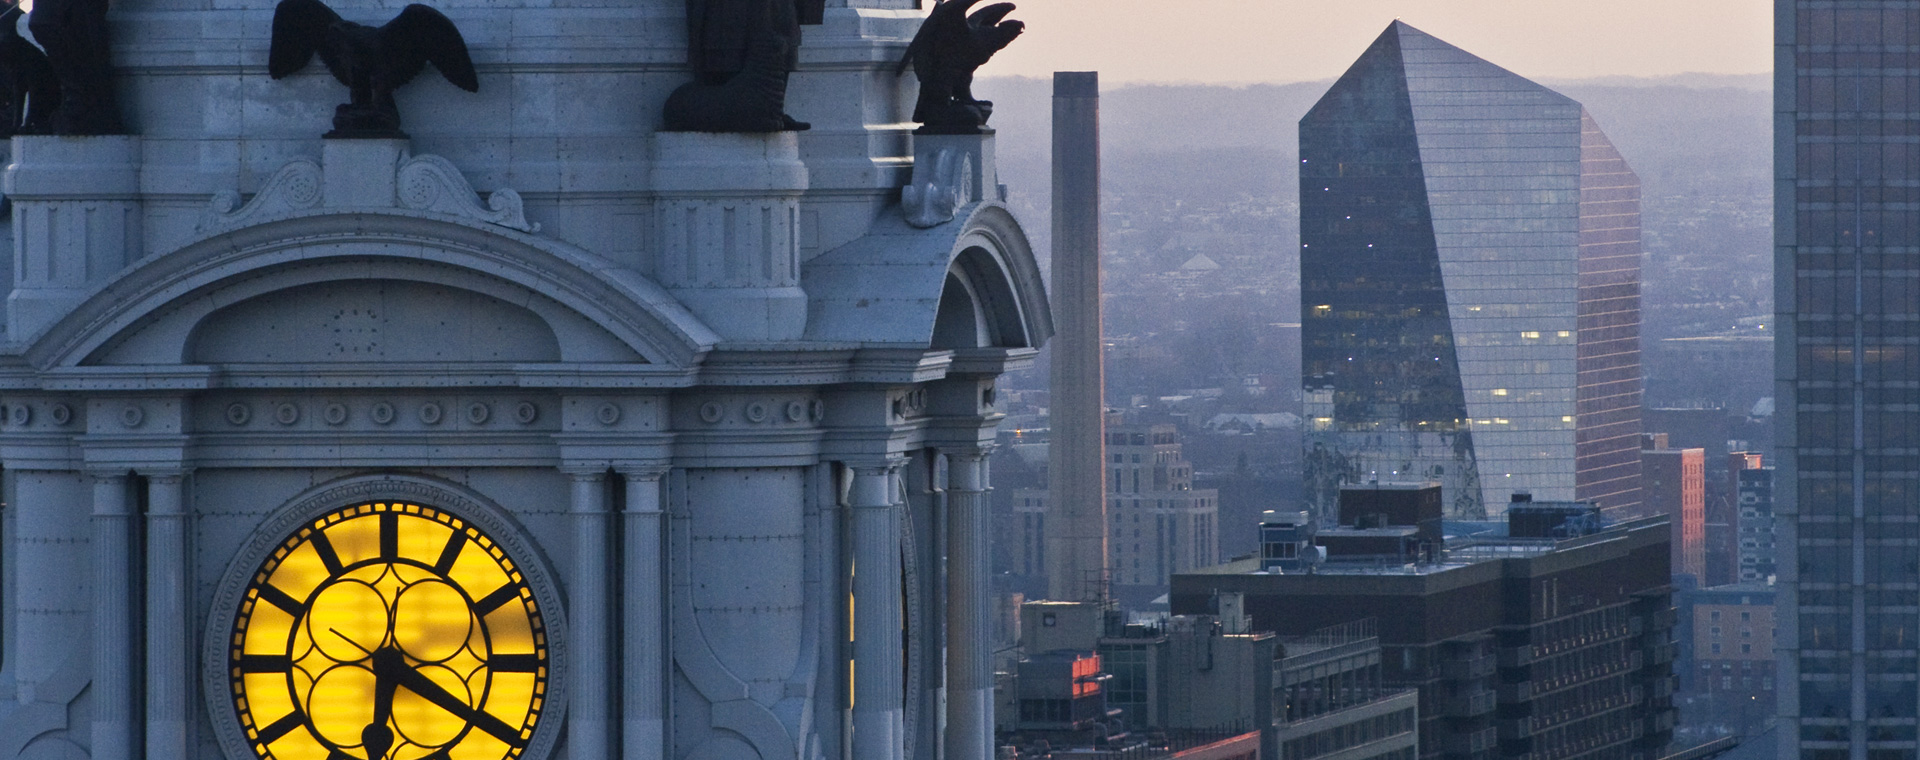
[1520,331,1541,339]
[1492,389,1508,397]
[227,502,549,760]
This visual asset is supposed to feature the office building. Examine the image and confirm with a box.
[1013,420,1221,604]
[1776,5,1920,756]
[1300,21,1643,519]
[1674,583,1776,737]
[1644,434,1708,580]
[1173,507,1676,760]
[1009,601,1415,760]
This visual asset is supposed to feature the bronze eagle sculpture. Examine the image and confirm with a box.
[268,0,478,138]
[897,0,1023,133]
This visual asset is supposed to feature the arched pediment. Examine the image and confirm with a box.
[24,212,719,371]
[801,202,1053,349]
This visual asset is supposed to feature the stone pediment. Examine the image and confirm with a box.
[199,140,538,237]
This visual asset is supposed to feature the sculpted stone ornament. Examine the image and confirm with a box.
[663,0,822,133]
[21,0,122,134]
[897,0,1023,134]
[268,0,479,138]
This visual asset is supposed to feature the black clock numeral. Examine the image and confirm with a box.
[326,750,359,760]
[434,531,467,575]
[311,529,344,575]
[473,584,519,616]
[256,583,305,616]
[490,654,540,673]
[238,654,292,673]
[254,709,306,744]
[380,512,399,561]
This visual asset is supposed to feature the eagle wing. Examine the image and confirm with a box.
[268,0,342,80]
[966,2,1016,29]
[896,0,983,75]
[381,4,478,92]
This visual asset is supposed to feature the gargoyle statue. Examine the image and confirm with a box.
[0,3,59,136]
[21,0,121,134]
[897,0,1023,134]
[268,0,479,138]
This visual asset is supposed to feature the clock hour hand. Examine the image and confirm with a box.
[362,647,403,760]
[388,660,527,748]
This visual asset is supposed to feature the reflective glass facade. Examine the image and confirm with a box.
[1779,3,1920,757]
[1302,22,1643,519]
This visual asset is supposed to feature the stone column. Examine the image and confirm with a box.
[567,471,613,760]
[851,462,905,760]
[944,450,994,760]
[145,472,191,760]
[6,136,143,338]
[92,472,135,760]
[622,467,670,760]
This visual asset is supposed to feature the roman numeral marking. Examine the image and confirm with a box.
[254,709,306,744]
[380,512,398,561]
[256,584,303,616]
[490,654,540,673]
[310,530,343,575]
[474,584,519,616]
[238,654,291,673]
[434,531,466,575]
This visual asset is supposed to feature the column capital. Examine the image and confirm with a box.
[616,465,671,482]
[138,469,191,484]
[561,466,609,481]
[845,456,909,477]
[86,470,129,485]
[943,445,997,465]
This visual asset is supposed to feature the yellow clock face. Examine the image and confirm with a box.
[227,502,549,760]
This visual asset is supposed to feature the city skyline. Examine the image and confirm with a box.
[988,0,1771,85]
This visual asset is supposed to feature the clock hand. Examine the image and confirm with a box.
[329,627,375,658]
[389,661,527,748]
[361,647,402,760]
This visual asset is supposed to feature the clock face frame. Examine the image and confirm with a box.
[207,488,567,760]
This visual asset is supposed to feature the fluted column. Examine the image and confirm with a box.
[622,467,670,760]
[145,472,191,760]
[92,472,136,760]
[852,461,905,760]
[945,450,994,760]
[567,471,613,760]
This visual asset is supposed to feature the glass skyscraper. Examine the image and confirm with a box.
[1779,4,1920,758]
[1301,22,1644,519]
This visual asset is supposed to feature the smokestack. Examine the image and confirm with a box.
[1046,71,1107,602]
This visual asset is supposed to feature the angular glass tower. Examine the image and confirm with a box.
[1778,5,1920,757]
[1300,22,1643,518]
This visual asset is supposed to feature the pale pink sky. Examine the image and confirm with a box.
[984,0,1773,84]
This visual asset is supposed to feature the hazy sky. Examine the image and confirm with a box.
[985,0,1773,85]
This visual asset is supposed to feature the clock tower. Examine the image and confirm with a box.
[0,2,1046,760]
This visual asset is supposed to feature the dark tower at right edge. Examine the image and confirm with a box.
[1777,5,1920,757]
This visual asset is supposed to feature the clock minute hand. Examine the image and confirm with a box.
[389,658,528,748]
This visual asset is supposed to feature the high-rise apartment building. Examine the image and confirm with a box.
[1777,5,1920,755]
[1737,465,1778,584]
[1301,21,1643,519]
[1643,434,1707,581]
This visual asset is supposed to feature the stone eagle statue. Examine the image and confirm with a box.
[897,0,1023,133]
[0,3,59,136]
[15,0,121,134]
[268,0,479,138]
